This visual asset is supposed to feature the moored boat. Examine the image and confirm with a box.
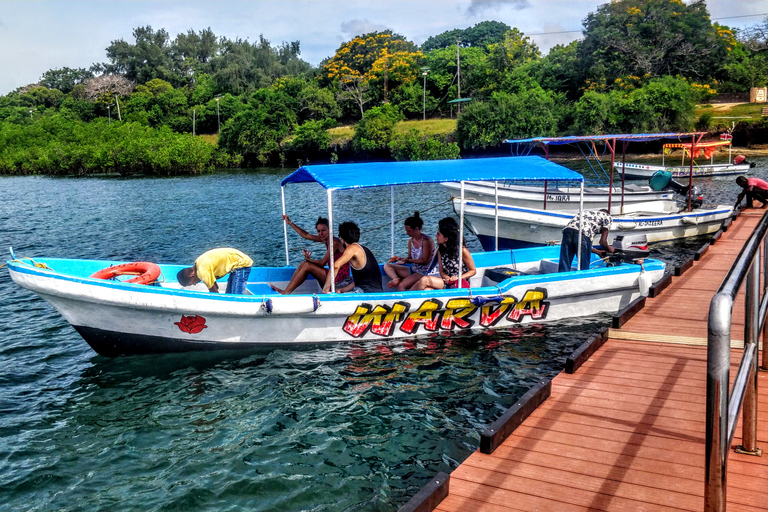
[614,139,752,180]
[441,180,676,214]
[457,198,732,250]
[6,157,665,356]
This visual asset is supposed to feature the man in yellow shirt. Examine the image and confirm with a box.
[176,248,253,293]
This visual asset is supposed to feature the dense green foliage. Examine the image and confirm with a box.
[4,0,768,174]
[352,104,404,153]
[0,116,231,175]
[389,129,460,161]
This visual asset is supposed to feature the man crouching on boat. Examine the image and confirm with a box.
[558,210,614,272]
[323,221,383,294]
[734,176,768,210]
[176,248,253,293]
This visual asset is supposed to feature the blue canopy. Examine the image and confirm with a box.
[505,132,707,145]
[281,156,583,190]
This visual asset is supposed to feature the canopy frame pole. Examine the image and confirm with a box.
[689,133,703,212]
[607,138,617,214]
[577,182,585,271]
[495,181,499,251]
[281,185,290,265]
[621,141,629,214]
[391,186,395,258]
[543,180,548,210]
[327,188,336,293]
[459,181,465,288]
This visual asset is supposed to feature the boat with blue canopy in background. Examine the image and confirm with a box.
[6,156,664,356]
[454,133,734,250]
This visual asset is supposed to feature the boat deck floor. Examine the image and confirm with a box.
[431,210,768,512]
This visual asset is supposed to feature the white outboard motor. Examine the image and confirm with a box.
[608,234,650,264]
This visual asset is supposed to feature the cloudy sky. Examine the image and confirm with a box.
[1,0,767,95]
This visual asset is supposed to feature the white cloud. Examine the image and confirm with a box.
[467,0,529,16]
[340,19,390,39]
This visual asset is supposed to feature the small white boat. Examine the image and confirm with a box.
[615,140,751,180]
[441,180,676,214]
[456,198,733,250]
[6,157,665,356]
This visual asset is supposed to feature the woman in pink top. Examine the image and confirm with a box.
[735,176,768,209]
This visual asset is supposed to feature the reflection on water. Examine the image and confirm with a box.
[0,159,765,511]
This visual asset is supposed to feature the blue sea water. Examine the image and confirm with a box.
[0,161,763,511]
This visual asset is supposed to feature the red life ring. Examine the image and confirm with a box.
[90,262,162,285]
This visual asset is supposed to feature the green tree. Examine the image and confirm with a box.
[352,103,403,153]
[218,89,296,165]
[421,21,512,52]
[289,119,333,156]
[99,26,178,86]
[524,41,583,100]
[423,45,488,106]
[456,89,560,150]
[39,67,94,94]
[389,129,460,160]
[572,76,696,134]
[124,79,189,130]
[579,0,728,83]
[209,36,310,96]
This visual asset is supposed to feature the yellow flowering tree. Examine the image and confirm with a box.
[322,31,422,113]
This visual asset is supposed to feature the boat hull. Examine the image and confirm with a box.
[614,162,750,180]
[442,181,676,213]
[456,199,733,250]
[8,252,664,356]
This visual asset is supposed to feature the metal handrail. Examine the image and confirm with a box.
[705,210,768,511]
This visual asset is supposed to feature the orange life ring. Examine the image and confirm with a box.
[90,262,162,285]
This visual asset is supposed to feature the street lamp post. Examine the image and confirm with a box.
[28,109,32,120]
[421,68,429,121]
[215,98,221,134]
[107,105,111,124]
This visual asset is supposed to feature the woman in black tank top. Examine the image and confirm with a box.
[322,221,383,293]
[349,244,383,292]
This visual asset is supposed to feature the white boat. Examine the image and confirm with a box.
[614,140,751,180]
[441,180,676,214]
[456,198,733,250]
[6,157,665,356]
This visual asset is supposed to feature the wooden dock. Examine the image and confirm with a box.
[406,211,768,512]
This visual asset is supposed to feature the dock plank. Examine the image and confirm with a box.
[431,212,768,512]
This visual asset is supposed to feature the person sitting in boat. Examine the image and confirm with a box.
[734,176,768,209]
[384,211,437,291]
[323,221,383,293]
[271,215,355,294]
[410,217,476,290]
[176,247,253,293]
[558,209,615,272]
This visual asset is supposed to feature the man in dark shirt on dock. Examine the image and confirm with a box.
[734,176,768,209]
[558,210,615,272]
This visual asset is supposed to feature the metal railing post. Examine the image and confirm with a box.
[706,210,768,511]
[705,293,733,512]
[762,237,768,370]
[738,258,760,454]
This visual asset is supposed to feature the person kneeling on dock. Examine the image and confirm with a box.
[324,221,383,294]
[558,210,614,272]
[177,248,253,294]
[734,176,768,209]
